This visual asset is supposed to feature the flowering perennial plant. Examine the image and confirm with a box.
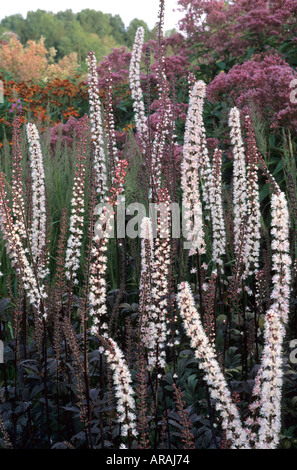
[228,107,247,258]
[138,217,154,346]
[181,80,206,256]
[104,337,138,440]
[147,189,171,370]
[254,191,291,449]
[26,122,48,280]
[177,281,250,449]
[89,160,128,337]
[104,66,120,185]
[210,148,226,269]
[11,116,26,241]
[244,114,261,277]
[189,81,213,219]
[129,27,148,143]
[177,187,291,449]
[0,174,46,314]
[65,116,88,286]
[87,51,107,200]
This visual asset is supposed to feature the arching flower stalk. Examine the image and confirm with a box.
[181,80,206,256]
[103,337,138,441]
[177,281,250,449]
[210,148,226,269]
[229,107,247,257]
[253,190,291,449]
[87,51,107,201]
[244,114,261,277]
[26,122,48,280]
[65,116,88,286]
[129,27,148,144]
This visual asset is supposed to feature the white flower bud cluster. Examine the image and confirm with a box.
[88,229,109,337]
[150,95,173,191]
[0,175,47,317]
[105,67,119,185]
[65,131,87,285]
[88,160,128,337]
[87,51,107,200]
[243,115,261,277]
[177,190,291,449]
[26,123,48,280]
[147,191,171,370]
[129,27,148,141]
[181,81,206,256]
[210,148,226,268]
[104,337,138,438]
[138,217,154,345]
[254,191,291,449]
[12,117,26,241]
[189,80,213,219]
[228,107,247,256]
[177,281,250,449]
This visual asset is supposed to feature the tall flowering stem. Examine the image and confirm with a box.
[11,116,26,241]
[182,80,213,218]
[138,217,154,346]
[26,123,48,280]
[191,80,213,219]
[135,353,150,449]
[210,148,226,268]
[177,281,250,449]
[229,107,247,257]
[254,190,291,449]
[151,0,175,195]
[203,272,217,345]
[129,27,148,143]
[89,160,128,337]
[244,114,261,277]
[65,116,88,287]
[0,173,46,315]
[150,95,173,193]
[181,81,206,256]
[172,383,195,449]
[105,65,119,185]
[87,51,107,201]
[148,188,171,371]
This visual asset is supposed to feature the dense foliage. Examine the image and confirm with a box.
[0,9,153,64]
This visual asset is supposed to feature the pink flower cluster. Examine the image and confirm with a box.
[207,54,297,131]
[178,0,297,59]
